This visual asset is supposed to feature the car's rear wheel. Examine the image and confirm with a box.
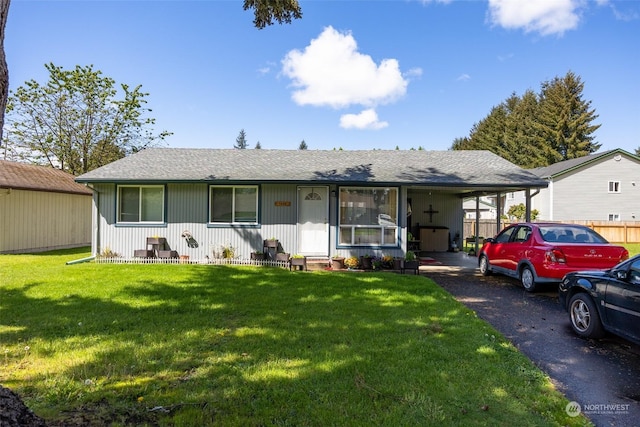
[520,265,537,292]
[479,255,491,276]
[568,293,605,339]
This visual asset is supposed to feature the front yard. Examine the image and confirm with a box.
[0,248,591,426]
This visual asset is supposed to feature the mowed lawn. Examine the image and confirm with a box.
[0,248,591,426]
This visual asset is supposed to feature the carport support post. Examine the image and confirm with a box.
[496,191,502,234]
[474,196,480,254]
[525,188,532,221]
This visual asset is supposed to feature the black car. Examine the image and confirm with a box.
[559,254,640,345]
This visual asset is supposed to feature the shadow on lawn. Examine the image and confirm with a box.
[1,265,565,426]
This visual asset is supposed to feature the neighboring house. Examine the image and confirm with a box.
[503,149,640,222]
[463,196,497,219]
[75,149,547,259]
[0,160,92,254]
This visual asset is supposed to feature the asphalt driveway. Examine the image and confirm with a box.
[419,252,640,427]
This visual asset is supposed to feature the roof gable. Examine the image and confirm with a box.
[531,149,640,179]
[0,160,92,195]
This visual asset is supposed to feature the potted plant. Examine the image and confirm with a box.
[290,254,307,271]
[331,255,345,270]
[275,252,290,262]
[403,251,419,274]
[381,254,394,269]
[360,254,373,270]
[250,251,264,261]
[263,238,279,249]
[344,256,359,270]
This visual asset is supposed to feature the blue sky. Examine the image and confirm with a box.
[6,0,640,153]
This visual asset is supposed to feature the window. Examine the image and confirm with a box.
[210,185,258,224]
[608,181,621,193]
[608,213,620,221]
[117,185,164,223]
[338,187,398,246]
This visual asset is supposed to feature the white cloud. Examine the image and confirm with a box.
[487,0,583,36]
[456,73,471,82]
[340,109,389,130]
[281,26,409,110]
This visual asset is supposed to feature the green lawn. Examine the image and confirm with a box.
[0,248,591,426]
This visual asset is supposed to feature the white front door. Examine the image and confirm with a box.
[298,186,329,255]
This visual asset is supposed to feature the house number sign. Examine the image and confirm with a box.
[274,201,291,207]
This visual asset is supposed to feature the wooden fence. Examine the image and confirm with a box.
[463,220,640,244]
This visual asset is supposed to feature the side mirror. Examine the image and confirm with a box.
[616,270,628,280]
[485,238,495,244]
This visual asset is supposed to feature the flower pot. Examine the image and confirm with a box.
[275,252,290,262]
[402,260,419,274]
[360,256,373,270]
[250,252,265,261]
[264,239,279,249]
[331,257,345,270]
[290,256,307,271]
[393,257,403,270]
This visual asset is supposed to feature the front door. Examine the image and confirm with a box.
[298,186,329,256]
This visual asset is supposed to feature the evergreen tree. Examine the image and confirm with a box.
[234,129,248,149]
[536,71,601,162]
[255,141,262,149]
[451,71,601,167]
[298,140,308,150]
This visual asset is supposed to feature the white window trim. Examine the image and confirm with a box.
[209,185,259,225]
[117,185,165,224]
[338,186,399,247]
[608,213,621,221]
[608,180,621,193]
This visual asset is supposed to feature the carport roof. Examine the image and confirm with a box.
[76,148,548,193]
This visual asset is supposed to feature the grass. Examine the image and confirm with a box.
[0,248,592,426]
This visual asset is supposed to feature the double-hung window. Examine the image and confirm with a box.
[608,181,621,193]
[210,185,258,224]
[117,185,165,223]
[338,187,398,246]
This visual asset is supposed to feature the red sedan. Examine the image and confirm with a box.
[478,223,629,292]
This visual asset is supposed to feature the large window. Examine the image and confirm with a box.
[117,185,165,223]
[210,185,258,224]
[338,187,398,246]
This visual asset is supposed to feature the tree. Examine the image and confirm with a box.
[243,0,302,29]
[0,0,10,150]
[4,63,170,175]
[255,141,262,149]
[451,71,601,167]
[506,203,539,221]
[535,71,601,163]
[235,129,248,149]
[298,139,307,150]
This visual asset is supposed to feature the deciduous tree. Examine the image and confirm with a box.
[243,0,302,29]
[5,63,170,174]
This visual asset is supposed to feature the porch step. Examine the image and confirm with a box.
[305,257,331,271]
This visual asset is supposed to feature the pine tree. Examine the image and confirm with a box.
[255,141,262,149]
[234,129,248,149]
[298,140,308,150]
[536,71,601,163]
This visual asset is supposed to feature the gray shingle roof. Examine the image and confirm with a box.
[530,149,639,178]
[0,160,92,195]
[76,148,547,191]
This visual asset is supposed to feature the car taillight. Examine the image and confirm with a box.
[545,248,566,264]
[621,250,629,261]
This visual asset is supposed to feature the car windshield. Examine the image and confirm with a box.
[539,226,608,244]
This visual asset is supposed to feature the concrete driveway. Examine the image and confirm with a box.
[418,252,640,427]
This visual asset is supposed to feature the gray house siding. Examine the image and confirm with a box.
[534,153,640,221]
[93,182,415,261]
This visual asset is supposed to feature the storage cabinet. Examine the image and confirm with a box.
[419,227,449,252]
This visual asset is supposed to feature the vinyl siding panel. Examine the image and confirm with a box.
[550,156,640,221]
[0,189,91,253]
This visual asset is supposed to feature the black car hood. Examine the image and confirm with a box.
[566,269,611,279]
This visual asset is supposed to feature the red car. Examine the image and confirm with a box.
[478,223,629,292]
